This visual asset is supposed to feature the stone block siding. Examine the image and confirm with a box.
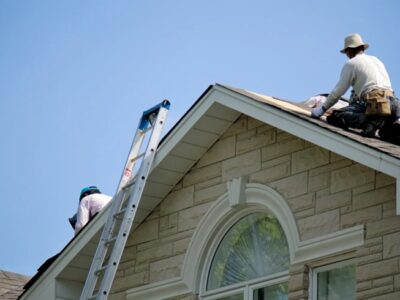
[111,115,399,300]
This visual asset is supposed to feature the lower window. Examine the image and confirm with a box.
[312,260,356,300]
[253,282,288,300]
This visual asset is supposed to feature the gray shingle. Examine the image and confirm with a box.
[0,270,30,300]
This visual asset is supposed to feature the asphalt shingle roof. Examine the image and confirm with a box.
[221,84,400,159]
[0,270,30,300]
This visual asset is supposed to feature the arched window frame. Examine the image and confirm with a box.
[202,210,291,299]
[181,177,364,297]
[182,178,299,296]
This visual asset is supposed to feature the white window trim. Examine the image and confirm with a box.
[294,225,364,264]
[310,259,356,300]
[181,180,365,295]
[202,271,289,299]
[195,181,298,295]
[125,277,191,300]
[203,287,245,300]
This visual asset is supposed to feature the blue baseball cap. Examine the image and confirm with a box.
[80,186,100,201]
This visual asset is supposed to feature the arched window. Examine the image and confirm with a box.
[181,182,363,300]
[204,212,290,300]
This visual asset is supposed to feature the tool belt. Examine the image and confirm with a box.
[363,89,394,116]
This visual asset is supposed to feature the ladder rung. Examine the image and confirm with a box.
[123,178,137,189]
[95,265,108,276]
[104,237,117,247]
[113,208,127,219]
[129,152,145,163]
[87,294,97,300]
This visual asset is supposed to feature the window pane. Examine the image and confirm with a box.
[317,265,355,300]
[207,213,290,290]
[253,283,288,300]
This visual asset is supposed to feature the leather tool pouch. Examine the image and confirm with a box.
[365,90,392,116]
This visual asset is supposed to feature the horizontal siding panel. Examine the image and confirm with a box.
[68,255,93,269]
[148,168,184,186]
[157,155,195,173]
[195,115,232,134]
[143,181,172,198]
[58,266,87,282]
[80,242,98,256]
[181,128,219,147]
[206,103,240,121]
[170,142,207,160]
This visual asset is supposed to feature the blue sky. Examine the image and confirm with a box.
[1,1,399,276]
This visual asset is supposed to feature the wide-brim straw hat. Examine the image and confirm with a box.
[340,33,369,53]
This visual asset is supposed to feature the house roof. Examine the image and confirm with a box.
[226,85,400,159]
[20,83,400,298]
[0,270,30,300]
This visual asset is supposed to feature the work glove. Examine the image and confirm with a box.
[311,105,326,119]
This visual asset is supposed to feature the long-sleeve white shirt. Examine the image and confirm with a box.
[323,53,392,110]
[75,193,112,235]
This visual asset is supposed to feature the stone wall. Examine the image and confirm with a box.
[111,115,399,300]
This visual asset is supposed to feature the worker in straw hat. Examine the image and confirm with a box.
[311,33,400,139]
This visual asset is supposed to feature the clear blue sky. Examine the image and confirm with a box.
[1,0,399,276]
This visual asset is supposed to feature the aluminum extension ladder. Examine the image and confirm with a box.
[80,100,170,300]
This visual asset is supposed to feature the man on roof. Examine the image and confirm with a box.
[74,186,112,235]
[311,33,400,139]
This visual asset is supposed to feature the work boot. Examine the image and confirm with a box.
[361,123,378,137]
[361,118,385,138]
[376,119,400,144]
[391,119,400,145]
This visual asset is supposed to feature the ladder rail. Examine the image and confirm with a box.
[116,99,170,193]
[116,130,145,193]
[95,105,169,299]
[80,100,170,300]
[79,190,124,298]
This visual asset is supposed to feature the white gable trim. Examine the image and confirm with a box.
[181,182,364,294]
[152,88,218,168]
